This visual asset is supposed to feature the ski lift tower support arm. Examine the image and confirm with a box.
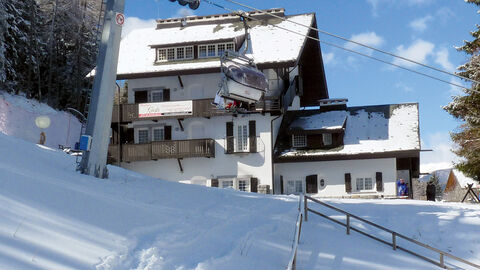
[79,0,125,178]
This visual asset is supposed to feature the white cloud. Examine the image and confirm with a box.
[392,39,435,67]
[322,52,336,65]
[174,7,195,18]
[122,17,156,38]
[420,132,460,173]
[345,31,385,56]
[395,82,413,93]
[434,47,454,71]
[409,15,433,32]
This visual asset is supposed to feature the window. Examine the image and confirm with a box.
[238,180,249,192]
[138,129,149,144]
[199,42,235,58]
[292,135,307,148]
[221,180,234,189]
[356,177,374,191]
[156,46,194,62]
[323,133,333,146]
[235,124,248,152]
[150,90,163,102]
[286,180,303,194]
[199,45,207,58]
[152,127,165,141]
[207,44,216,57]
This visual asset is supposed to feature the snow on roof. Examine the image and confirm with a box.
[116,13,314,77]
[453,169,479,188]
[419,168,479,189]
[279,103,420,157]
[289,111,347,131]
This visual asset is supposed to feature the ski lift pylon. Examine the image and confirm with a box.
[214,50,268,111]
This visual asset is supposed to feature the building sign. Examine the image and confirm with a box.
[139,100,193,118]
[116,13,125,26]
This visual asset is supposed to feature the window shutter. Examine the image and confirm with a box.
[376,172,383,192]
[134,91,148,103]
[163,89,170,101]
[280,175,284,194]
[164,126,172,140]
[211,179,219,187]
[226,122,234,153]
[345,173,352,193]
[251,177,258,193]
[249,120,256,153]
[306,174,318,194]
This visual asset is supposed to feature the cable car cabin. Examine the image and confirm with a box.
[214,51,268,111]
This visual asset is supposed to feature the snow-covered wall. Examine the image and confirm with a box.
[122,113,275,188]
[274,158,397,197]
[0,92,82,149]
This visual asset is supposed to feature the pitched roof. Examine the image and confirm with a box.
[116,11,314,78]
[275,103,421,161]
[419,168,479,189]
[289,110,347,133]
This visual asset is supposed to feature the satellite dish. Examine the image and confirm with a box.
[35,116,51,129]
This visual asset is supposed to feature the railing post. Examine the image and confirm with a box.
[392,232,396,250]
[440,253,444,268]
[346,214,350,235]
[304,196,308,222]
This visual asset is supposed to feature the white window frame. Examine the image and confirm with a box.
[292,134,307,148]
[198,42,235,59]
[137,128,149,144]
[323,133,333,146]
[286,180,303,195]
[156,46,194,62]
[221,179,234,189]
[234,122,249,152]
[238,179,250,192]
[356,177,374,191]
[152,127,165,142]
[149,90,163,103]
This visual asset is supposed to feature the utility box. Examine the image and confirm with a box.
[79,135,92,151]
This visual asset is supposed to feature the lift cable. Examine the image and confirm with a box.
[202,0,479,93]
[220,0,480,86]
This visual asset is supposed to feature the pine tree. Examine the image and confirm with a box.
[444,0,480,182]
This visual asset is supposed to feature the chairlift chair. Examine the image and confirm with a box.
[214,51,268,111]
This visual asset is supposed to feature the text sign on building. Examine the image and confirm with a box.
[139,100,193,118]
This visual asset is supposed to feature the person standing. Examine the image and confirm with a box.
[426,180,436,201]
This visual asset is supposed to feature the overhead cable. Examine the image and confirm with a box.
[221,0,480,86]
[202,0,479,93]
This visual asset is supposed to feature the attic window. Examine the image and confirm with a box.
[292,135,307,148]
[322,133,332,146]
[198,42,235,58]
[157,46,194,62]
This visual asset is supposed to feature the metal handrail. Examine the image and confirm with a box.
[304,195,480,270]
[286,194,304,270]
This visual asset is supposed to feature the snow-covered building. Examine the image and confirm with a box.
[108,8,329,193]
[273,102,421,197]
[417,168,480,201]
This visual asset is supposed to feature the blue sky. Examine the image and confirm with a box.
[123,0,479,172]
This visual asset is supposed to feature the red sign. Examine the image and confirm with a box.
[116,13,125,26]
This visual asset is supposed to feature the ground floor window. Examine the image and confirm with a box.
[221,180,234,189]
[238,180,250,192]
[138,129,149,144]
[356,177,373,191]
[286,180,303,194]
[218,178,251,192]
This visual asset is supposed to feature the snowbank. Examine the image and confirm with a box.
[0,91,82,149]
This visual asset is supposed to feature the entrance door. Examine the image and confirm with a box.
[306,175,318,194]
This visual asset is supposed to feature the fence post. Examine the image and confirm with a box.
[304,196,308,222]
[440,253,444,268]
[392,232,396,250]
[346,214,350,235]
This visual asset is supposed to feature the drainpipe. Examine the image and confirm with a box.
[270,114,282,194]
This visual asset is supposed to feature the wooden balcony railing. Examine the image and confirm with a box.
[112,99,230,123]
[109,138,215,162]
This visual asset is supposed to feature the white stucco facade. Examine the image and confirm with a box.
[274,158,398,197]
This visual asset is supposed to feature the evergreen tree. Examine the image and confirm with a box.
[444,0,480,182]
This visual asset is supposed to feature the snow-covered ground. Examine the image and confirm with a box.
[0,94,479,270]
[0,91,82,149]
[298,198,480,270]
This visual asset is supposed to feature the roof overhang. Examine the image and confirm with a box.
[274,149,420,163]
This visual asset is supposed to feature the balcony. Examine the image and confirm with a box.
[112,99,230,123]
[109,138,216,162]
